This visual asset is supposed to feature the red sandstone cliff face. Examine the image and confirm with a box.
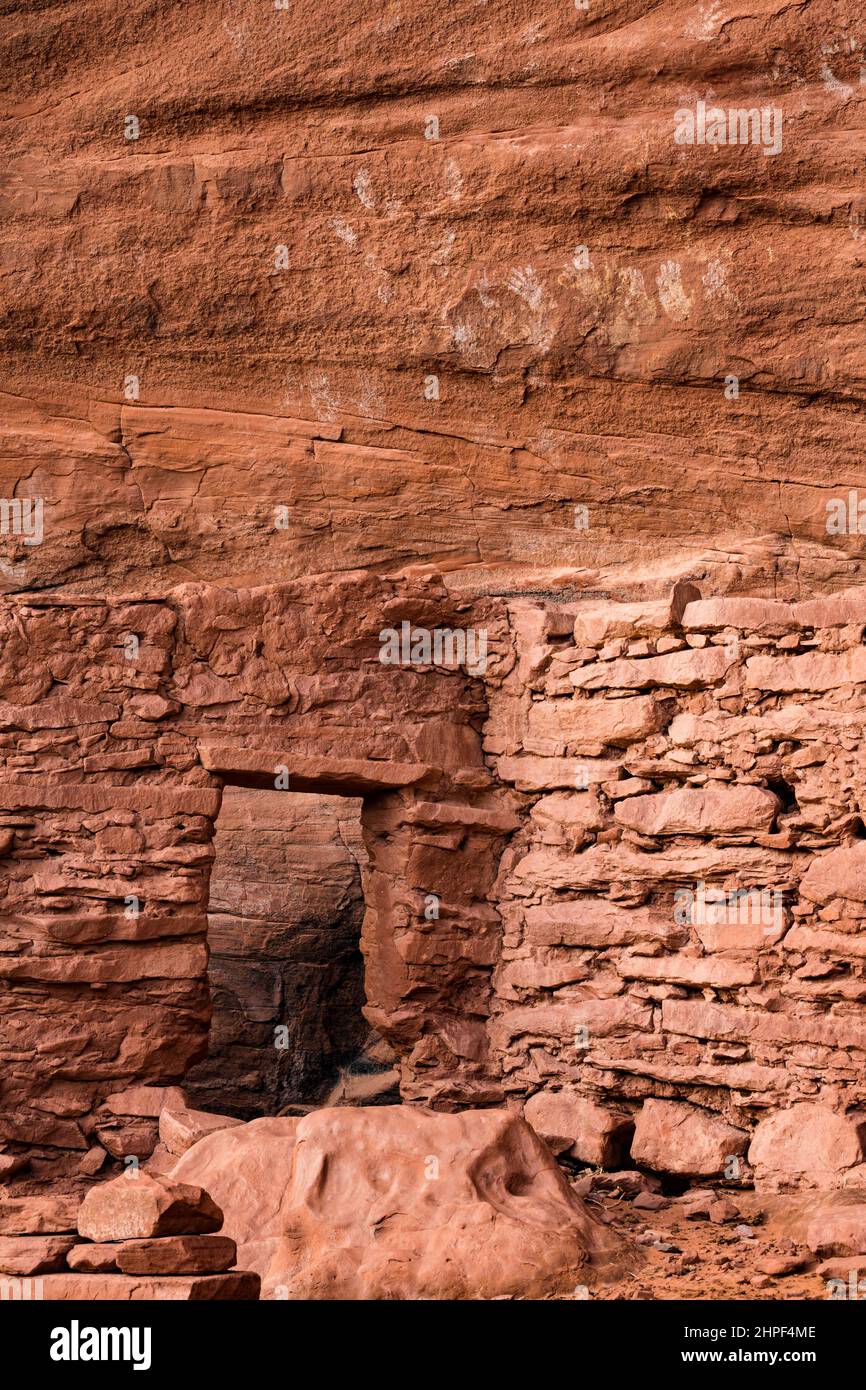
[2,1,866,1216]
[1,1,866,600]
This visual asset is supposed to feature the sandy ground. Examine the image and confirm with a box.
[577,1175,861,1301]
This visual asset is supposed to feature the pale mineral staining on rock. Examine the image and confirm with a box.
[1,0,865,1310]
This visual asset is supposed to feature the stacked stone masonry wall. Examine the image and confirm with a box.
[3,574,866,1183]
[482,586,866,1181]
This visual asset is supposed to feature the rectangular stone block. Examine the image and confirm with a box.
[117,1234,237,1275]
[794,588,866,628]
[510,844,797,893]
[571,647,732,691]
[662,999,866,1052]
[523,695,664,754]
[0,1197,80,1235]
[523,900,684,949]
[614,785,779,836]
[490,998,654,1049]
[496,756,620,791]
[0,1235,76,1275]
[572,601,673,646]
[681,597,794,631]
[39,1271,260,1300]
[745,648,866,693]
[617,952,757,988]
[0,782,221,816]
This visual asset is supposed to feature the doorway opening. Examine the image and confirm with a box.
[184,786,399,1120]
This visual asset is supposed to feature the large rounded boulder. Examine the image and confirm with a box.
[171,1104,631,1299]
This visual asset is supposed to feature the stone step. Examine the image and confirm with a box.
[40,1271,260,1301]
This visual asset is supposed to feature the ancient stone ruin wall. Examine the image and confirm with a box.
[3,572,866,1182]
[483,586,866,1181]
[0,566,862,1168]
[0,573,519,1169]
[6,0,866,1236]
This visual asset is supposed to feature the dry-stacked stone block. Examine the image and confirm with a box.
[0,1196,81,1282]
[21,1175,262,1300]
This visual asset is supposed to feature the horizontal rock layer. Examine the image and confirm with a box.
[1,5,865,602]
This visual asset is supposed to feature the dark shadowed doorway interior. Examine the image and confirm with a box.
[184,787,398,1119]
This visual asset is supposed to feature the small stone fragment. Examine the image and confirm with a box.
[755,1254,808,1276]
[633,1192,667,1211]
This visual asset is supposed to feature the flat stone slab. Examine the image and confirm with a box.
[117,1234,237,1275]
[197,747,434,793]
[0,1235,76,1275]
[0,1197,80,1235]
[69,1233,239,1274]
[40,1271,260,1301]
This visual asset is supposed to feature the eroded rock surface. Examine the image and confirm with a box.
[1,6,865,603]
[172,1104,629,1299]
